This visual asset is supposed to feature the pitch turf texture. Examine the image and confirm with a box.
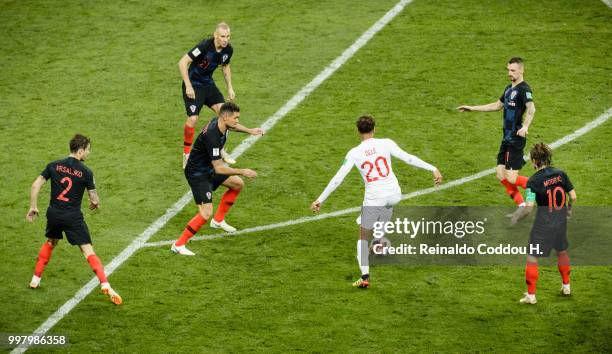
[1,0,611,352]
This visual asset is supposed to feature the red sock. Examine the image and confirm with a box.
[558,252,571,285]
[515,175,528,189]
[176,213,207,246]
[87,254,108,284]
[513,190,525,205]
[34,242,54,277]
[184,124,195,154]
[525,261,539,295]
[501,179,524,205]
[213,189,241,222]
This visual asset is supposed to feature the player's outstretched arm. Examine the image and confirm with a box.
[212,159,257,178]
[229,123,265,136]
[457,100,503,112]
[311,155,354,213]
[27,176,46,222]
[178,54,195,99]
[388,140,442,185]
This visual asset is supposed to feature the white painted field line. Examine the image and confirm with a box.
[12,1,414,353]
[145,107,612,248]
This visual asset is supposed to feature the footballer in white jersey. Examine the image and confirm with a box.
[311,115,442,288]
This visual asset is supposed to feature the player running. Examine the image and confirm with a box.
[172,102,263,256]
[179,22,238,168]
[510,143,576,304]
[458,57,536,208]
[310,115,443,288]
[26,134,122,305]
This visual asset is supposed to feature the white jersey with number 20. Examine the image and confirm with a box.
[317,138,436,206]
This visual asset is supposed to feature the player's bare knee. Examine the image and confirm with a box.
[186,115,198,127]
[506,173,518,184]
[47,238,59,247]
[79,244,95,258]
[495,166,505,181]
[232,177,244,191]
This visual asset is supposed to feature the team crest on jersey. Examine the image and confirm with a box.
[222,54,229,63]
[510,90,517,99]
[190,105,196,113]
[213,148,220,156]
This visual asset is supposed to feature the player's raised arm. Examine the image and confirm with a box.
[27,175,46,221]
[311,154,354,212]
[178,54,195,99]
[387,140,443,185]
[457,100,503,112]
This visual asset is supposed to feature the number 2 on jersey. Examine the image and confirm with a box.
[57,177,73,202]
[361,156,390,182]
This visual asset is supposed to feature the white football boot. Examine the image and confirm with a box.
[519,293,537,304]
[561,284,571,296]
[29,275,41,289]
[210,219,237,233]
[171,243,195,256]
[101,282,123,305]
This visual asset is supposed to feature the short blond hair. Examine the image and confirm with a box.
[215,22,230,33]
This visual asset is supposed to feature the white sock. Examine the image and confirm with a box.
[357,240,369,276]
[562,283,570,290]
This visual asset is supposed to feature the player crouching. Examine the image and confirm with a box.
[311,115,442,288]
[172,102,263,256]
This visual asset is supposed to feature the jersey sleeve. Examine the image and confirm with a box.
[499,86,508,103]
[387,139,436,172]
[204,134,223,162]
[187,40,207,60]
[40,163,52,180]
[223,46,233,65]
[522,85,533,103]
[85,169,96,190]
[317,152,355,204]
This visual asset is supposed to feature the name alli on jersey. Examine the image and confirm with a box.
[55,164,83,178]
[365,148,377,156]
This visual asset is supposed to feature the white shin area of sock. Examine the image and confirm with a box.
[357,239,369,275]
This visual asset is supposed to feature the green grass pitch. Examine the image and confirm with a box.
[1,0,611,352]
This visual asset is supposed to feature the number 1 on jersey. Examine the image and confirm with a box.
[57,176,73,202]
